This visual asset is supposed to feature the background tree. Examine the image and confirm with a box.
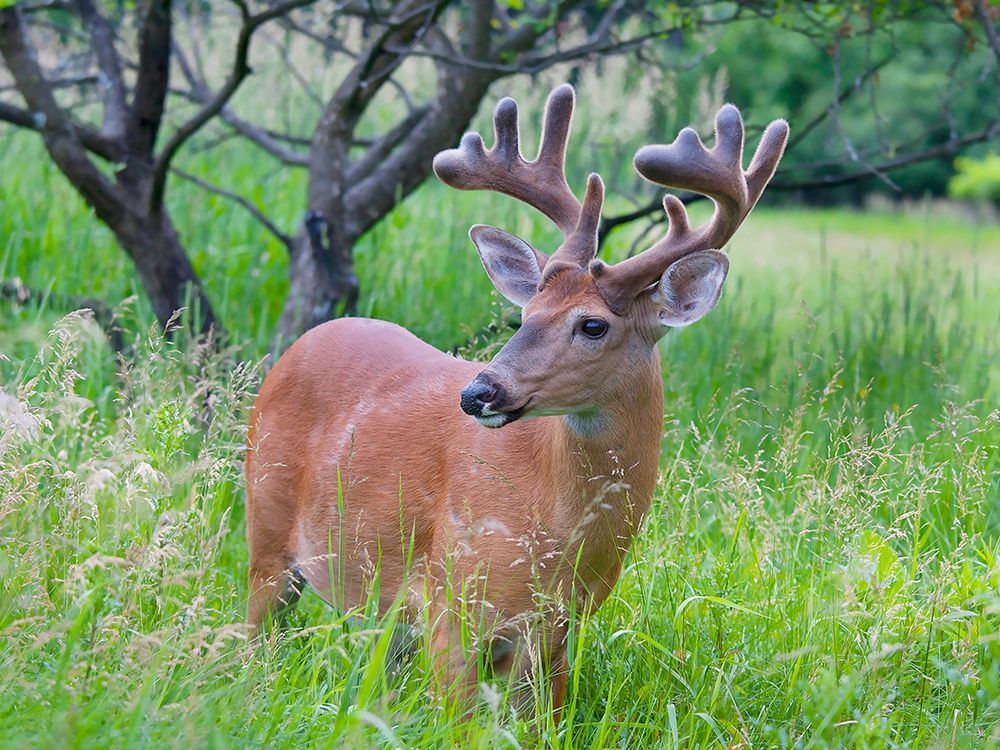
[0,0,697,343]
[0,0,316,335]
[595,1,1000,241]
[1,0,998,349]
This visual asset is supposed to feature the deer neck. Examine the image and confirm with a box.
[546,347,664,533]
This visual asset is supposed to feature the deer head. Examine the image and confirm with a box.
[433,85,788,429]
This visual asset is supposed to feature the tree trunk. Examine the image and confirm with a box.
[273,85,494,351]
[1,2,220,342]
[274,216,358,350]
[111,207,218,335]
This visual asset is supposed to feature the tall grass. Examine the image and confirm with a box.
[2,110,999,748]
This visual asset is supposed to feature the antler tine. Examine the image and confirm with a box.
[591,106,789,313]
[433,84,583,240]
[746,119,790,205]
[550,172,605,270]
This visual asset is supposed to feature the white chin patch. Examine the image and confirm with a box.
[473,413,510,428]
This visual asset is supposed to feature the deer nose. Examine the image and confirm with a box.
[460,378,499,417]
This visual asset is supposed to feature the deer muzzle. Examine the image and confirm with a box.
[460,374,526,428]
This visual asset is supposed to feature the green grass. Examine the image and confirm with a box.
[1,122,999,748]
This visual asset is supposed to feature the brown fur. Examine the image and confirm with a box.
[246,270,664,715]
[247,87,787,719]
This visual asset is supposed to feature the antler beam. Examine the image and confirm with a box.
[433,84,604,270]
[591,106,789,312]
[436,88,787,308]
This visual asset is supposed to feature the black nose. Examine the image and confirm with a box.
[460,378,498,417]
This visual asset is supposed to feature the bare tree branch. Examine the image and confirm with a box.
[975,0,1000,110]
[75,0,127,138]
[599,195,685,249]
[262,28,325,108]
[277,12,425,114]
[769,125,1000,190]
[19,0,74,12]
[150,0,319,212]
[217,107,312,166]
[346,103,431,183]
[276,14,359,56]
[341,1,580,237]
[171,36,311,166]
[0,6,124,221]
[976,0,1000,62]
[464,0,493,59]
[126,0,172,161]
[785,55,891,153]
[0,72,97,94]
[171,167,293,249]
[0,98,122,160]
[305,0,449,245]
[387,27,679,74]
[320,0,448,136]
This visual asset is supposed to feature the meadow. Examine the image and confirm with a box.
[1,118,999,748]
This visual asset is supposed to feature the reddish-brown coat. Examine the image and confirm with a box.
[246,88,787,718]
[246,274,664,712]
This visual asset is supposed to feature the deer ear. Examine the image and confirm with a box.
[469,225,543,307]
[650,250,729,328]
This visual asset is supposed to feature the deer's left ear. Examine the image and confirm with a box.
[469,225,544,307]
[645,249,729,328]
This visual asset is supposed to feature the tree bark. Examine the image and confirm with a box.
[275,217,359,347]
[0,3,217,338]
[109,206,218,334]
[273,68,497,349]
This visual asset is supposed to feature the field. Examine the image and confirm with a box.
[1,123,999,749]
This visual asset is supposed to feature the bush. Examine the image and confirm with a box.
[948,152,1000,206]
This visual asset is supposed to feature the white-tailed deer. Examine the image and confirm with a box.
[246,84,788,716]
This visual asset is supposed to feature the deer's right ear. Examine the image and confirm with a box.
[647,249,729,328]
[469,225,544,307]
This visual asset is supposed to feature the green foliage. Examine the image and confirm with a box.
[949,153,1000,206]
[1,202,998,746]
[2,15,999,740]
[633,6,997,202]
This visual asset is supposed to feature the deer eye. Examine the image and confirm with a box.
[580,318,609,339]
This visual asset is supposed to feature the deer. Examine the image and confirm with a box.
[245,84,788,718]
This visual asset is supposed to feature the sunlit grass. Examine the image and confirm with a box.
[1,122,998,747]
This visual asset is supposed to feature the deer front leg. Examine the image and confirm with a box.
[247,556,303,634]
[549,647,569,724]
[483,620,570,724]
[428,611,479,713]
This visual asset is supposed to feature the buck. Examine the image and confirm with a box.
[246,84,788,715]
